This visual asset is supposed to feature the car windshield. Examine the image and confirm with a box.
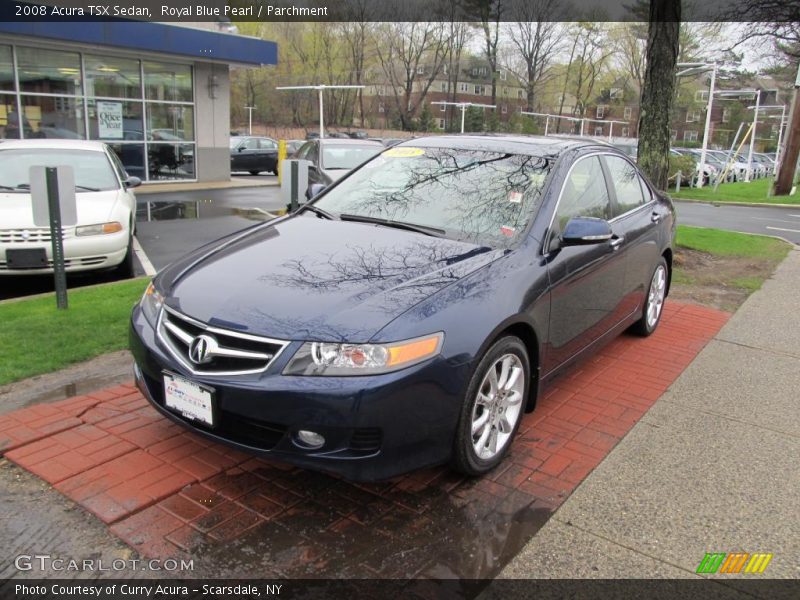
[321,145,382,170]
[0,148,118,191]
[313,146,551,248]
[229,137,243,148]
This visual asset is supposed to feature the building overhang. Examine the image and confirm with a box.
[0,20,277,67]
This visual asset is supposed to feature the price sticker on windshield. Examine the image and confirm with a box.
[383,147,426,158]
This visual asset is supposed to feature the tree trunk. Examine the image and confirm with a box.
[638,2,681,190]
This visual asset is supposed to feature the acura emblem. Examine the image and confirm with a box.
[189,334,216,364]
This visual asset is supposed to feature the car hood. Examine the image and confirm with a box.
[0,190,121,229]
[163,216,503,342]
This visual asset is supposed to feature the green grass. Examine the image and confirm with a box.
[0,278,148,386]
[672,177,800,205]
[676,225,792,260]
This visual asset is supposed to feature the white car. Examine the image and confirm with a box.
[0,140,140,276]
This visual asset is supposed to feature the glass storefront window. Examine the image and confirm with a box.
[106,143,146,181]
[144,61,192,102]
[146,104,194,141]
[20,95,85,139]
[148,143,195,180]
[1,95,21,139]
[88,99,144,141]
[16,47,82,96]
[84,55,141,99]
[1,45,14,92]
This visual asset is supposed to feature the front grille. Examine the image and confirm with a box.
[0,227,71,244]
[157,306,288,376]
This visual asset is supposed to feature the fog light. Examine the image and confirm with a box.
[295,430,325,450]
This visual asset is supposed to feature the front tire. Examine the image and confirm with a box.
[117,234,135,278]
[451,336,529,476]
[631,257,668,336]
[249,170,261,176]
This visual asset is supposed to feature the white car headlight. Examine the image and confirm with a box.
[283,333,444,376]
[75,221,123,236]
[140,281,164,325]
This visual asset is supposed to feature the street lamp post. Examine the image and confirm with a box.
[275,85,366,139]
[750,105,787,175]
[746,89,761,182]
[430,102,496,133]
[677,62,717,188]
[244,106,255,135]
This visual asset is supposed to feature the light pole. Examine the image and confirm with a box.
[275,85,366,139]
[746,89,761,182]
[430,101,496,133]
[244,106,255,135]
[750,104,787,175]
[677,62,717,187]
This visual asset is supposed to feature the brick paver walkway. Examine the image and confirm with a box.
[0,302,729,578]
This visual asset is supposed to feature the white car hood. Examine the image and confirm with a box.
[0,190,122,229]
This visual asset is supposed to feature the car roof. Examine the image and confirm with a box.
[397,134,611,157]
[0,139,108,152]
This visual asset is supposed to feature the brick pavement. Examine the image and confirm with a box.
[0,301,729,577]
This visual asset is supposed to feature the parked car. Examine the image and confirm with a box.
[0,140,140,276]
[130,135,675,481]
[292,138,384,192]
[285,139,305,155]
[230,136,279,175]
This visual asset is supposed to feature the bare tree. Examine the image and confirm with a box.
[611,22,649,92]
[373,23,450,130]
[569,23,614,121]
[466,0,506,107]
[504,0,565,111]
[443,1,473,130]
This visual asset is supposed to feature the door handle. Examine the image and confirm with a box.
[609,235,625,250]
[651,211,662,223]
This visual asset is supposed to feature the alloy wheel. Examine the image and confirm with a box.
[470,353,525,460]
[647,264,667,329]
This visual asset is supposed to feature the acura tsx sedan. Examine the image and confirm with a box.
[130,135,675,480]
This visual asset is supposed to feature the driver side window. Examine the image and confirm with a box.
[554,156,612,231]
[242,138,259,150]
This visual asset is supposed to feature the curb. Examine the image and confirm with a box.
[672,198,800,209]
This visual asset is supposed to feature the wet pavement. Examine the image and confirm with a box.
[0,302,729,579]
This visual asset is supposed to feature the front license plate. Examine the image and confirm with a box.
[163,372,215,427]
[6,248,47,269]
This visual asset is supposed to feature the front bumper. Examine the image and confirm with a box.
[129,305,469,481]
[0,232,128,275]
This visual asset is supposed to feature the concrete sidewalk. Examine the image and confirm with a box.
[499,248,800,581]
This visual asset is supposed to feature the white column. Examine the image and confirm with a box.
[746,90,760,182]
[319,87,325,139]
[697,63,717,188]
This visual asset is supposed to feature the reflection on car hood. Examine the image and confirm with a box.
[164,216,503,342]
[0,190,121,229]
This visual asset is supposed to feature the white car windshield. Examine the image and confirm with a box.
[321,145,382,170]
[0,149,119,192]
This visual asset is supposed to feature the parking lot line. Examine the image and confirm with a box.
[766,226,800,234]
[133,236,157,276]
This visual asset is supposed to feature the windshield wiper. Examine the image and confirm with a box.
[339,213,446,237]
[0,184,16,191]
[76,185,100,192]
[295,203,339,220]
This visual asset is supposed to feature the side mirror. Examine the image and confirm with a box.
[306,183,326,200]
[124,176,141,189]
[237,146,245,152]
[561,217,613,246]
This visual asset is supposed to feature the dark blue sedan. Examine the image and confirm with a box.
[130,135,675,481]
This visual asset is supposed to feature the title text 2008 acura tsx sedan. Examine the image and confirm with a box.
[130,135,675,481]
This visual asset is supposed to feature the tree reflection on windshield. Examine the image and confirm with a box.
[314,147,551,248]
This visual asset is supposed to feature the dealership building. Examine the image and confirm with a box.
[0,21,277,183]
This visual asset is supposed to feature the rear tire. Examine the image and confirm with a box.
[249,170,260,176]
[451,336,529,476]
[631,257,668,337]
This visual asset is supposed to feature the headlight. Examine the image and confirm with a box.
[140,281,164,325]
[75,221,123,236]
[283,332,444,376]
